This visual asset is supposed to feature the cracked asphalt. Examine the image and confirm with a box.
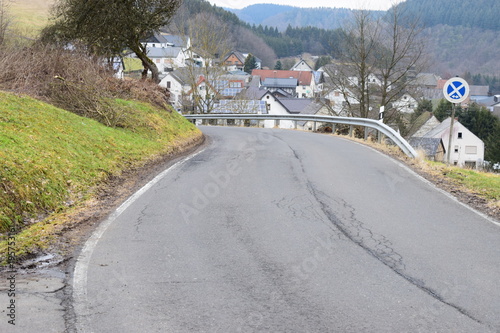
[5,126,499,332]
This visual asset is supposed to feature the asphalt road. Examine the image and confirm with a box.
[72,126,500,332]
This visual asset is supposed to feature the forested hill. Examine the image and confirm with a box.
[397,0,500,31]
[228,4,358,31]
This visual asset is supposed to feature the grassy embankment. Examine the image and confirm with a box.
[0,91,201,263]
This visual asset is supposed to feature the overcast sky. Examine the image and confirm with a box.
[206,0,404,11]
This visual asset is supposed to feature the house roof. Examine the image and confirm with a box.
[225,51,246,63]
[244,87,268,100]
[421,117,481,142]
[262,78,298,88]
[277,98,315,114]
[272,89,295,98]
[228,70,250,76]
[147,46,182,58]
[214,99,267,114]
[291,59,314,71]
[145,33,187,48]
[252,69,313,86]
[469,85,489,96]
[408,137,443,156]
[164,67,202,85]
[406,111,434,138]
[413,73,441,87]
[420,117,453,138]
[473,95,500,107]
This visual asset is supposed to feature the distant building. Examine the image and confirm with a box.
[252,69,316,98]
[417,118,484,168]
[290,59,314,72]
[224,51,262,72]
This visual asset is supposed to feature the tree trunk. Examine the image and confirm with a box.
[130,43,161,83]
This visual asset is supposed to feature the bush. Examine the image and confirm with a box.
[0,44,171,126]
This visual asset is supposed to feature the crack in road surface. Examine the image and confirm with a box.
[274,133,486,326]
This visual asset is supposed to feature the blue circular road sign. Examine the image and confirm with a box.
[443,77,470,103]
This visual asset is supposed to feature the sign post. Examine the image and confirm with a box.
[442,77,470,165]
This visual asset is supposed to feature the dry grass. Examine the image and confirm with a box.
[9,0,54,36]
[0,45,171,127]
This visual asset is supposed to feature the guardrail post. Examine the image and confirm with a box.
[275,119,280,128]
[378,131,383,143]
[313,122,317,132]
[331,123,336,134]
[294,121,298,130]
[349,125,353,137]
[364,127,368,141]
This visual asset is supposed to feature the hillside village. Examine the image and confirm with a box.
[121,32,498,169]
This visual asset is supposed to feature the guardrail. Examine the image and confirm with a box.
[183,113,417,158]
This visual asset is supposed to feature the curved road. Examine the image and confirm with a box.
[72,126,500,332]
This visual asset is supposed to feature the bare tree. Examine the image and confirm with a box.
[323,7,426,122]
[375,5,427,122]
[174,12,234,114]
[324,10,380,118]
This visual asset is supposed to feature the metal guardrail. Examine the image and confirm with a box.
[183,113,417,158]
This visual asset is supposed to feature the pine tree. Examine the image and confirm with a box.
[244,54,257,74]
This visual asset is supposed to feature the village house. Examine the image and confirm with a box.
[159,68,250,112]
[392,93,418,114]
[224,51,262,72]
[290,59,314,72]
[252,69,316,98]
[260,91,328,130]
[413,117,484,168]
[129,32,207,77]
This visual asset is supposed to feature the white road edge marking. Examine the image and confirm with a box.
[72,147,206,332]
[338,136,500,227]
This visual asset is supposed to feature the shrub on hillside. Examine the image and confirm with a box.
[0,45,171,127]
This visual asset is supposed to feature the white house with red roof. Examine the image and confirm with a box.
[252,69,316,98]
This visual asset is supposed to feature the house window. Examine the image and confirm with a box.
[465,146,477,154]
[155,59,160,64]
[454,146,459,153]
[166,81,171,89]
[464,161,476,168]
[458,132,463,139]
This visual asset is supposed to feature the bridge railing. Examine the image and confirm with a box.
[183,113,417,158]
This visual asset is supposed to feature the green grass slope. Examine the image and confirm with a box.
[0,92,201,261]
